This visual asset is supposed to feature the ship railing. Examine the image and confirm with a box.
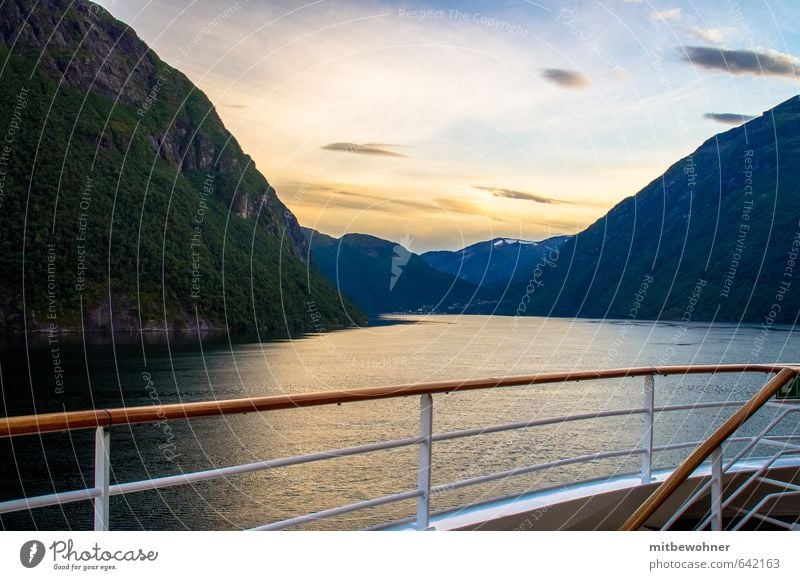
[0,364,797,531]
[621,367,800,530]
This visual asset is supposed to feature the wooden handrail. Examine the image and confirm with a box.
[620,367,799,530]
[0,364,792,438]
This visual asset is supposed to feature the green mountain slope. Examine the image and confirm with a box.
[501,95,800,324]
[0,0,362,332]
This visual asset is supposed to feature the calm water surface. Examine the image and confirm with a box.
[1,315,798,530]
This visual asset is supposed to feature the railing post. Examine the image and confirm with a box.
[710,446,723,531]
[416,393,433,530]
[94,426,110,531]
[641,374,655,484]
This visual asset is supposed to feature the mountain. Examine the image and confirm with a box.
[303,229,481,316]
[499,95,800,324]
[0,0,362,332]
[422,235,571,286]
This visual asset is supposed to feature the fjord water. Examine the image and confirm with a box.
[1,315,797,530]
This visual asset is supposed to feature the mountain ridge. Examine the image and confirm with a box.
[422,235,571,286]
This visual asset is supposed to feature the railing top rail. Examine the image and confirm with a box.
[0,364,794,438]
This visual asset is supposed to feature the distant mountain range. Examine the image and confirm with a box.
[304,230,574,317]
[303,229,480,316]
[309,95,800,325]
[422,236,570,286]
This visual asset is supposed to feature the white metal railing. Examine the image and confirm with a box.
[0,365,796,531]
[660,404,800,531]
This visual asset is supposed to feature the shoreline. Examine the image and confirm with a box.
[1,312,797,336]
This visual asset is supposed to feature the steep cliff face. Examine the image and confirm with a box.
[0,0,360,332]
[0,1,157,103]
[0,0,307,258]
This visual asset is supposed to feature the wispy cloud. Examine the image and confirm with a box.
[222,103,249,109]
[703,112,756,125]
[651,8,682,21]
[474,186,572,205]
[682,26,731,44]
[434,198,487,215]
[288,182,443,213]
[321,142,407,157]
[680,46,800,77]
[540,68,590,89]
[293,182,579,225]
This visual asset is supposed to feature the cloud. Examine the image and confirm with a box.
[540,68,590,89]
[321,142,407,157]
[434,198,488,216]
[474,186,572,205]
[682,26,730,44]
[285,181,438,213]
[291,182,545,223]
[288,182,370,199]
[703,112,756,125]
[651,8,682,21]
[680,46,800,77]
[222,103,249,109]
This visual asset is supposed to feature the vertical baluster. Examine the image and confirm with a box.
[416,394,433,530]
[710,446,723,531]
[641,375,655,484]
[94,426,110,531]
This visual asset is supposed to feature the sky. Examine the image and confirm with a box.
[98,0,800,251]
